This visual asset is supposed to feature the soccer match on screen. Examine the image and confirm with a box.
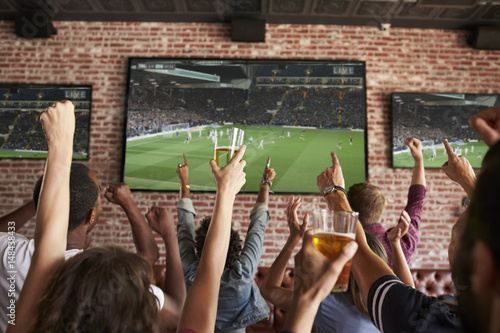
[123,59,367,193]
[392,93,500,169]
[0,85,91,160]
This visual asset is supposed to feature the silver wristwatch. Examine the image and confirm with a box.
[322,185,345,196]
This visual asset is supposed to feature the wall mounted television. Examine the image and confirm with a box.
[123,58,367,193]
[0,84,92,160]
[392,92,499,169]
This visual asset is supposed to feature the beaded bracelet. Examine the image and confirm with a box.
[261,179,272,187]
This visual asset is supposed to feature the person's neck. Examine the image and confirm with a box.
[66,227,87,250]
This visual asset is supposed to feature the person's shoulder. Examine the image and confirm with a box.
[364,223,385,233]
[0,232,31,248]
[369,276,462,332]
[0,234,34,263]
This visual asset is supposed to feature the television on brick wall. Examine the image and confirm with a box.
[0,84,92,160]
[122,58,367,193]
[392,92,500,169]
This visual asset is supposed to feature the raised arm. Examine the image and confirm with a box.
[391,138,427,266]
[239,157,275,275]
[178,154,191,199]
[105,183,159,266]
[442,139,476,198]
[387,211,415,288]
[146,207,186,330]
[406,137,425,186]
[469,106,500,147]
[8,101,75,333]
[256,157,275,205]
[178,145,247,332]
[175,155,198,267]
[0,200,35,232]
[316,151,395,307]
[260,196,307,311]
[283,230,357,332]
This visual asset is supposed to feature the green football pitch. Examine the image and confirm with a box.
[124,125,366,193]
[393,141,488,169]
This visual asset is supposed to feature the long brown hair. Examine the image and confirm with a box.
[32,246,159,333]
[348,231,388,316]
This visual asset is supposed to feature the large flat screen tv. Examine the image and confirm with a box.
[0,84,92,160]
[123,58,367,193]
[392,92,500,169]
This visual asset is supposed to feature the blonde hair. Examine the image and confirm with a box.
[347,182,387,227]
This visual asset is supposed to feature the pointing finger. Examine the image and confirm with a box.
[229,145,246,164]
[331,152,339,166]
[443,139,455,157]
[183,154,188,166]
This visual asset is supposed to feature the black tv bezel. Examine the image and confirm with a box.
[0,83,92,161]
[122,57,368,193]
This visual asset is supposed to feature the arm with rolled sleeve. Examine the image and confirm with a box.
[177,198,198,269]
[393,137,427,265]
[239,203,270,277]
[398,184,426,265]
[239,158,274,277]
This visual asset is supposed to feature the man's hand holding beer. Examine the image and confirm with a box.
[283,230,357,332]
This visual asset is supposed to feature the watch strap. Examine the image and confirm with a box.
[322,185,345,196]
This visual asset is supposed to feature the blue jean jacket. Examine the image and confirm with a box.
[177,198,271,332]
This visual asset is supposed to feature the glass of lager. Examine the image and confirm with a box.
[214,127,245,167]
[313,210,358,292]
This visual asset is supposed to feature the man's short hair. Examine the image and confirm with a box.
[195,216,242,268]
[33,163,99,231]
[347,182,387,227]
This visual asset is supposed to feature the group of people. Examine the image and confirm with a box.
[1,100,500,333]
[126,84,364,138]
[393,103,484,152]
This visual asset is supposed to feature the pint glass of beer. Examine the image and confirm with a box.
[313,210,358,292]
[214,127,244,166]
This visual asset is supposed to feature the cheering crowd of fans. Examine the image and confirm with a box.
[4,100,500,333]
[393,104,484,151]
[126,86,365,138]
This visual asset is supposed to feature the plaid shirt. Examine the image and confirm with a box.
[364,184,426,269]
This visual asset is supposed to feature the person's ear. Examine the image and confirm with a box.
[471,241,498,294]
[85,207,97,226]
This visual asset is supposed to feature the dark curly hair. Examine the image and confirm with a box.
[33,163,99,231]
[195,216,242,268]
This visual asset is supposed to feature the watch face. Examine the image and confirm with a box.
[323,185,334,195]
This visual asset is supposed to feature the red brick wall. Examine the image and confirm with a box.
[1,21,499,269]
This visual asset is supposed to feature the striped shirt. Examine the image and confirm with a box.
[368,275,462,333]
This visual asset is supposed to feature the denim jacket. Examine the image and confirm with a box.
[177,198,270,331]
